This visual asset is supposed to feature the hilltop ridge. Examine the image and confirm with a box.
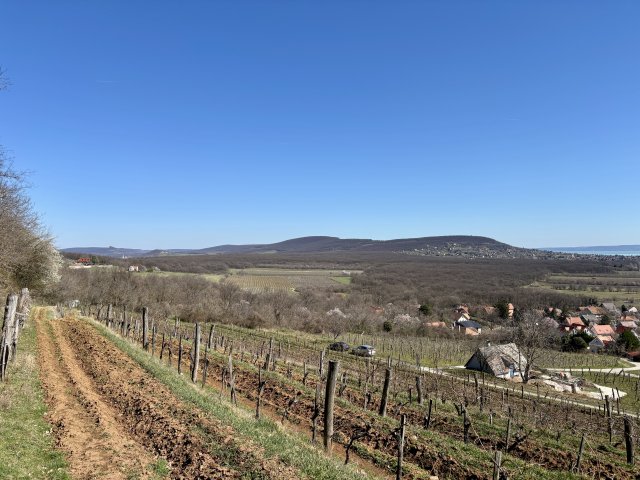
[62,234,542,259]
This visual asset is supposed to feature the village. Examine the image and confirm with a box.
[438,301,640,406]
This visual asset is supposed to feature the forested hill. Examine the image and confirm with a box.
[62,235,550,259]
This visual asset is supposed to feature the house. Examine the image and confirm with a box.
[627,306,638,314]
[128,265,140,272]
[620,312,639,322]
[465,343,527,379]
[589,335,615,353]
[560,316,585,333]
[580,313,600,326]
[507,303,515,318]
[588,324,616,337]
[581,306,608,316]
[602,302,619,314]
[424,321,447,328]
[616,321,638,334]
[453,319,482,335]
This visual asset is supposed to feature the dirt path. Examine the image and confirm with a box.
[37,311,302,479]
[36,308,156,479]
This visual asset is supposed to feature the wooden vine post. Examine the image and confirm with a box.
[396,414,406,480]
[256,367,266,419]
[574,433,585,473]
[324,360,339,453]
[416,375,424,405]
[492,451,502,480]
[142,307,149,351]
[191,323,201,383]
[379,368,392,417]
[623,416,634,465]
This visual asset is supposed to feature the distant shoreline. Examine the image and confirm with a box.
[542,247,640,257]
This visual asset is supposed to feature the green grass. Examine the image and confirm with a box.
[0,316,70,480]
[91,319,375,480]
[527,271,640,303]
[580,372,640,413]
[331,276,352,285]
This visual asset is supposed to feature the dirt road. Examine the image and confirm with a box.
[35,309,288,479]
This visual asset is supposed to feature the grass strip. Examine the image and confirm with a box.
[91,318,375,480]
[0,310,69,480]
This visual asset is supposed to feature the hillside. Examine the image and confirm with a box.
[63,235,539,258]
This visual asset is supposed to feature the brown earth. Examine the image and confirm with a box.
[36,311,298,479]
[36,308,157,479]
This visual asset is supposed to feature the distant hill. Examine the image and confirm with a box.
[62,235,547,259]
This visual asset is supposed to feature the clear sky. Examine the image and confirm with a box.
[1,1,639,249]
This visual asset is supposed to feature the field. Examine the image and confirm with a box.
[22,308,369,479]
[226,268,355,293]
[527,271,640,303]
[143,267,354,293]
[14,302,639,479]
[75,307,640,479]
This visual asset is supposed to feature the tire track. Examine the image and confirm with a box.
[36,308,156,479]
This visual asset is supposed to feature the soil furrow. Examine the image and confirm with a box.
[60,317,299,479]
[36,310,156,479]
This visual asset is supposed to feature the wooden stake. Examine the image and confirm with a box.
[324,360,339,453]
[379,368,392,417]
[396,414,406,480]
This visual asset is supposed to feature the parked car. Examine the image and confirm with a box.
[351,345,376,357]
[328,341,350,352]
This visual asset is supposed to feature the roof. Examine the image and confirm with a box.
[580,314,600,324]
[585,306,607,316]
[597,335,615,344]
[565,316,585,327]
[425,321,447,327]
[591,324,615,336]
[602,302,618,311]
[456,319,482,330]
[618,321,638,328]
[465,343,527,376]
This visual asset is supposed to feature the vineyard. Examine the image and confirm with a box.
[67,302,640,479]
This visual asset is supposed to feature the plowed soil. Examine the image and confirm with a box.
[36,312,295,479]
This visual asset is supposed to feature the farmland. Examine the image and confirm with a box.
[226,268,355,293]
[56,303,640,479]
[527,271,640,303]
[143,267,354,293]
[24,308,371,479]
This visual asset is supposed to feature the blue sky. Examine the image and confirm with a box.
[1,1,639,249]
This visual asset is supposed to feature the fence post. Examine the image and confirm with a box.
[396,414,406,480]
[623,416,634,465]
[575,433,585,472]
[142,307,149,350]
[492,451,502,480]
[379,368,392,417]
[0,294,18,381]
[324,360,339,452]
[191,323,201,383]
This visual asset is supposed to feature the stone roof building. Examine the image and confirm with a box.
[464,343,527,379]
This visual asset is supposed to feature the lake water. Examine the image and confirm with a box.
[543,248,640,257]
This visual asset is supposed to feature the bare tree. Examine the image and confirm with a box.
[511,310,561,383]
